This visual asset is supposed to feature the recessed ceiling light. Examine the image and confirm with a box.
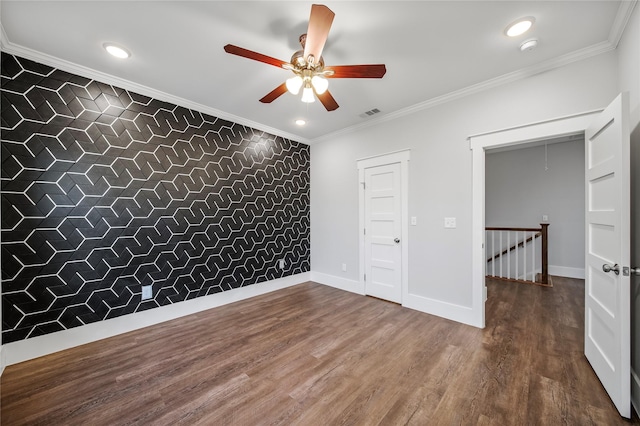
[103,43,131,59]
[295,119,306,126]
[520,39,538,52]
[505,17,535,37]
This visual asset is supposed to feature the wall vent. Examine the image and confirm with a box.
[358,108,381,118]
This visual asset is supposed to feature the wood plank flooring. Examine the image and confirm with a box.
[2,277,637,425]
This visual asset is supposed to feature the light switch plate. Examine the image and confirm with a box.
[444,217,456,228]
[411,216,417,226]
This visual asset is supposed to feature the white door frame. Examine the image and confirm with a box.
[469,110,603,328]
[357,150,410,302]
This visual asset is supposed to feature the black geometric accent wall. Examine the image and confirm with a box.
[1,53,310,344]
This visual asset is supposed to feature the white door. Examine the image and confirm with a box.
[364,163,402,303]
[585,93,631,418]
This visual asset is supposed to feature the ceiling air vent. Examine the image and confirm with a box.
[358,108,381,118]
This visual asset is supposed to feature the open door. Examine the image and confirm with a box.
[584,92,631,418]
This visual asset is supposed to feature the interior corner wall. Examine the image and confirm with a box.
[0,53,310,346]
[311,50,619,318]
[617,2,640,414]
[485,140,585,276]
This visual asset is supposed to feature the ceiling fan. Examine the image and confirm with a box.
[223,4,386,111]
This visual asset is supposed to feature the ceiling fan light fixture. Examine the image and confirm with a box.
[505,17,535,37]
[311,75,329,94]
[301,86,315,103]
[286,75,303,95]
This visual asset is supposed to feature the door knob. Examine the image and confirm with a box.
[602,263,620,275]
[394,238,400,243]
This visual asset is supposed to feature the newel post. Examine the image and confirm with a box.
[540,223,549,284]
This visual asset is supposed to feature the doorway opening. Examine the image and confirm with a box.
[484,134,586,289]
[469,110,602,328]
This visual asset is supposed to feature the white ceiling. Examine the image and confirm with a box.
[0,1,634,143]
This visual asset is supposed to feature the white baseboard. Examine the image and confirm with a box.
[310,271,481,327]
[310,271,364,295]
[403,293,481,328]
[0,346,5,376]
[549,265,585,279]
[632,369,640,418]
[3,272,310,366]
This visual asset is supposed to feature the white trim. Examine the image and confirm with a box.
[549,265,586,279]
[356,149,411,171]
[0,36,310,146]
[310,271,364,295]
[471,145,486,328]
[0,346,5,376]
[632,368,640,418]
[609,0,638,48]
[469,110,602,149]
[3,273,309,366]
[467,109,603,143]
[357,149,410,305]
[403,293,478,327]
[470,110,603,331]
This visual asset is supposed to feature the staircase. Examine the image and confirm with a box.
[486,223,551,287]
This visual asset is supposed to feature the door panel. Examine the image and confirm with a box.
[364,163,402,303]
[585,93,630,418]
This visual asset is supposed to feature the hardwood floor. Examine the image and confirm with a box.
[2,277,637,425]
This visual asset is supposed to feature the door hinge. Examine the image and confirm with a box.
[362,182,366,190]
[364,273,366,281]
[364,228,366,235]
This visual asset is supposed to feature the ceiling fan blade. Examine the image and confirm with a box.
[325,64,387,79]
[224,44,288,68]
[259,83,288,103]
[303,4,335,65]
[317,90,339,111]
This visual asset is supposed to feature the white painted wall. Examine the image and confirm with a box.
[617,2,640,414]
[311,50,619,322]
[485,140,585,276]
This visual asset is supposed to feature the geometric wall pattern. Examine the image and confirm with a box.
[1,53,310,344]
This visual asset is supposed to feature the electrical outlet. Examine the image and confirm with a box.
[342,263,347,272]
[279,259,285,269]
[411,216,417,226]
[141,285,153,300]
[542,214,549,222]
[444,217,456,228]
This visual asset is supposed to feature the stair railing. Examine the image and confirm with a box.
[485,223,549,286]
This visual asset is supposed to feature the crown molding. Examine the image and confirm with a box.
[310,39,616,144]
[609,0,638,48]
[0,29,311,146]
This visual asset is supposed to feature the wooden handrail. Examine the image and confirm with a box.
[485,223,550,286]
[540,223,549,284]
[486,226,542,232]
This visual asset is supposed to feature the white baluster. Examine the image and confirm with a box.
[491,231,495,277]
[515,230,519,280]
[523,230,527,281]
[499,231,503,278]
